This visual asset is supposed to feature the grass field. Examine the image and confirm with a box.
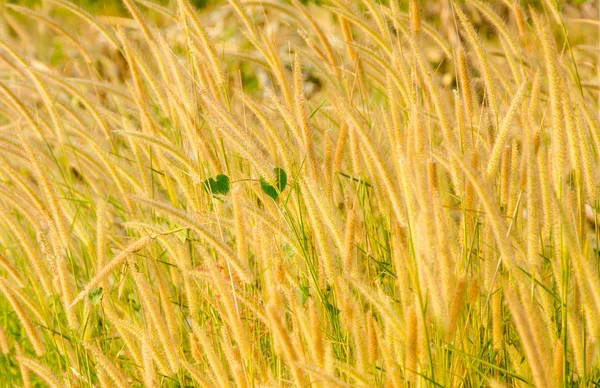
[0,0,599,386]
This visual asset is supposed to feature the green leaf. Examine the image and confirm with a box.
[274,168,287,192]
[89,287,103,306]
[260,168,287,201]
[203,174,230,196]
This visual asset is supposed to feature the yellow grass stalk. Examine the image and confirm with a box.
[0,205,51,294]
[96,367,113,388]
[568,308,587,379]
[525,134,541,272]
[121,0,171,85]
[338,14,362,77]
[239,92,294,174]
[0,81,47,138]
[568,88,596,199]
[263,87,303,148]
[453,90,469,155]
[189,319,231,387]
[293,54,317,180]
[553,339,564,386]
[116,46,159,186]
[469,0,522,71]
[283,288,305,361]
[129,261,179,373]
[56,255,78,329]
[541,0,563,26]
[227,0,259,39]
[435,146,518,262]
[266,303,308,387]
[447,277,467,340]
[178,0,225,86]
[510,134,524,207]
[454,4,498,121]
[305,178,344,249]
[31,70,113,140]
[333,97,406,227]
[134,0,177,20]
[102,305,143,367]
[17,357,63,388]
[491,285,503,352]
[348,126,361,174]
[171,245,197,318]
[352,313,367,373]
[87,142,135,214]
[255,222,279,307]
[504,284,551,387]
[384,77,402,158]
[46,0,118,49]
[0,40,68,142]
[95,201,107,283]
[141,333,158,388]
[410,46,452,143]
[372,323,399,387]
[200,91,272,181]
[291,0,338,75]
[409,0,420,37]
[150,259,180,349]
[220,326,249,388]
[428,160,455,298]
[0,278,44,356]
[563,89,582,181]
[343,207,357,275]
[536,148,553,239]
[115,29,147,115]
[324,131,333,197]
[365,311,378,364]
[5,4,93,65]
[0,326,9,354]
[145,334,172,377]
[189,332,202,365]
[405,306,418,384]
[203,259,253,370]
[329,0,391,54]
[71,235,154,306]
[17,130,70,251]
[258,33,296,110]
[180,361,213,388]
[0,156,48,222]
[114,31,168,119]
[486,80,527,178]
[531,11,566,193]
[14,344,32,388]
[500,146,511,211]
[360,0,390,44]
[83,343,129,388]
[511,3,528,39]
[132,196,256,284]
[302,182,336,283]
[156,34,193,115]
[349,277,403,336]
[231,186,251,276]
[307,300,324,369]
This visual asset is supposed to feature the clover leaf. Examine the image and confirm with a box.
[203,174,230,196]
[260,168,287,201]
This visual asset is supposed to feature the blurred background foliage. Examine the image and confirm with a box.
[1,0,597,13]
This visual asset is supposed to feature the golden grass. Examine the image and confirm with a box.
[0,0,599,386]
